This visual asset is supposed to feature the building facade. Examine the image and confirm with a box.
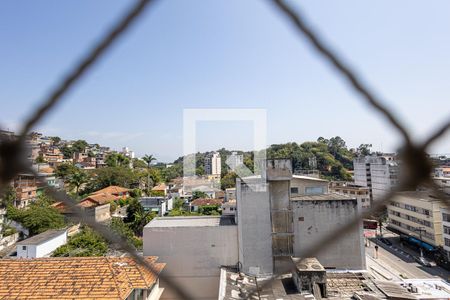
[16,229,67,258]
[205,152,221,177]
[387,191,443,246]
[143,216,238,300]
[329,181,371,209]
[354,155,399,203]
[236,160,365,275]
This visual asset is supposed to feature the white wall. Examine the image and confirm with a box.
[143,223,238,300]
[17,231,67,258]
[292,199,366,270]
[236,178,273,276]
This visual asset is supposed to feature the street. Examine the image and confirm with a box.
[365,228,450,281]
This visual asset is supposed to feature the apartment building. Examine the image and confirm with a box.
[205,152,221,177]
[330,181,371,209]
[442,208,450,258]
[226,151,243,170]
[387,191,443,246]
[12,173,38,208]
[354,154,399,203]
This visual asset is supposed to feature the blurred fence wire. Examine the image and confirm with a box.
[0,0,449,299]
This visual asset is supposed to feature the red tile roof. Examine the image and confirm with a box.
[0,256,165,299]
[190,198,223,207]
[92,185,129,195]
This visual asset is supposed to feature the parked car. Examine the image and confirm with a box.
[379,237,392,246]
[415,256,432,267]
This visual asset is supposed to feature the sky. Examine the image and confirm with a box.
[0,0,449,162]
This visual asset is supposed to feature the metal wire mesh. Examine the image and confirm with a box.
[0,0,449,299]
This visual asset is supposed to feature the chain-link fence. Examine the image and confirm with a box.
[0,0,449,299]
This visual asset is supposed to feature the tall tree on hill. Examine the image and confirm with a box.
[142,154,156,168]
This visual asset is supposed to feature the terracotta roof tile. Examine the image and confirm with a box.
[79,193,118,207]
[92,186,129,195]
[0,256,164,299]
[190,198,223,206]
[151,183,167,191]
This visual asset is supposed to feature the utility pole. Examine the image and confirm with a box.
[416,226,426,258]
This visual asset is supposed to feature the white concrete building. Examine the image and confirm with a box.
[205,152,221,177]
[225,152,243,171]
[354,155,399,203]
[16,229,67,258]
[143,216,237,300]
[236,160,365,275]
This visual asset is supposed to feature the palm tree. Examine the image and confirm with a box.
[68,170,89,195]
[142,154,156,168]
[142,154,156,194]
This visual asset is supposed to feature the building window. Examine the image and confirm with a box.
[391,220,402,227]
[446,238,450,247]
[290,187,299,194]
[305,186,324,195]
[445,226,450,235]
[444,213,450,222]
[22,246,26,250]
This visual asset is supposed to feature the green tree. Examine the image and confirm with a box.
[198,205,220,215]
[7,201,65,236]
[124,199,154,236]
[357,144,372,156]
[72,140,89,153]
[85,167,138,192]
[110,217,143,249]
[192,191,208,199]
[105,153,130,167]
[142,154,156,168]
[124,198,144,223]
[55,163,78,180]
[52,227,108,257]
[0,186,16,208]
[50,136,61,145]
[221,172,237,190]
[68,170,89,195]
[132,158,148,169]
[35,154,46,163]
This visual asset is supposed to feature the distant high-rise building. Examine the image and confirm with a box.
[353,154,399,203]
[205,152,221,176]
[226,152,243,171]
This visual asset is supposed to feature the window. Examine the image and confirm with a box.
[305,186,324,195]
[445,225,450,235]
[230,207,234,211]
[22,246,26,250]
[391,220,402,227]
[290,187,299,194]
[444,213,450,222]
[445,238,450,247]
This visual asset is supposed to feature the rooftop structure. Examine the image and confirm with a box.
[145,215,235,228]
[0,256,165,299]
[17,229,66,246]
[144,216,238,299]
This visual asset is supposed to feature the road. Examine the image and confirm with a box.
[365,229,450,281]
